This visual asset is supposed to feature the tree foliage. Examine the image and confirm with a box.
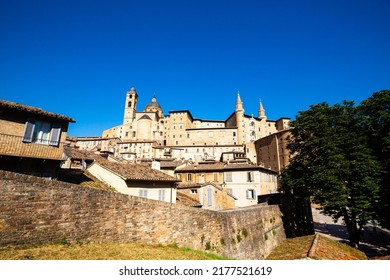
[280,91,389,247]
[358,90,390,229]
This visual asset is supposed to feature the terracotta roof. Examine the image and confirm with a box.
[93,161,180,182]
[63,146,101,161]
[177,182,202,189]
[176,192,202,207]
[176,162,225,172]
[159,160,185,168]
[175,161,277,173]
[0,99,75,123]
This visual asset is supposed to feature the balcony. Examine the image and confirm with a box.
[0,133,64,160]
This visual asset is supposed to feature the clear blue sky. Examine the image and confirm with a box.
[1,0,389,136]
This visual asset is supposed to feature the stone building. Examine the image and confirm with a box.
[102,87,290,163]
[0,99,75,178]
[175,160,278,208]
[87,160,180,204]
[254,128,292,173]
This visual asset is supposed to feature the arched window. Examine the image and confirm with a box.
[128,101,132,107]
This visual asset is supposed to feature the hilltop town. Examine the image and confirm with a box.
[1,88,389,261]
[0,87,296,260]
[64,87,292,209]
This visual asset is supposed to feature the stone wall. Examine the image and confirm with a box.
[0,170,285,259]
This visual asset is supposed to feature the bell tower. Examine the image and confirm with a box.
[123,87,138,124]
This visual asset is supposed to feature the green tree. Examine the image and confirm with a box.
[358,90,390,229]
[281,100,381,247]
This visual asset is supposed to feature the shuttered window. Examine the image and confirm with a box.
[207,188,212,206]
[246,189,256,199]
[225,172,232,182]
[22,119,62,146]
[247,171,254,182]
[158,190,166,202]
[49,123,62,146]
[139,189,148,198]
[22,119,35,143]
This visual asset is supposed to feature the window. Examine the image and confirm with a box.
[233,132,236,137]
[158,190,166,201]
[207,188,212,206]
[213,172,219,182]
[139,189,148,198]
[246,189,256,199]
[190,189,197,194]
[186,173,192,181]
[225,172,232,182]
[23,119,62,146]
[247,171,254,182]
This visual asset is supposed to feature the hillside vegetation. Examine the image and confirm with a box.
[0,242,228,260]
[0,234,368,260]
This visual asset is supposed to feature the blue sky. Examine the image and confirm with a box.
[1,0,389,136]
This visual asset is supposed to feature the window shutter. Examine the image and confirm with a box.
[49,123,62,146]
[225,172,232,182]
[22,119,35,143]
[207,188,212,206]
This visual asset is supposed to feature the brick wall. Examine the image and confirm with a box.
[0,170,285,259]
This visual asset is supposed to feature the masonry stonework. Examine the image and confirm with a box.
[0,170,285,259]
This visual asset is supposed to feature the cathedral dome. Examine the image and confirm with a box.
[144,96,161,110]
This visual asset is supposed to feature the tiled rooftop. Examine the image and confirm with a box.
[176,192,202,207]
[63,146,101,161]
[0,99,75,123]
[175,161,274,172]
[94,161,181,182]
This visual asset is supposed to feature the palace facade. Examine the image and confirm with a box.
[102,87,290,164]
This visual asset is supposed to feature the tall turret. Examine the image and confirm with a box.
[124,87,138,124]
[235,92,245,145]
[258,100,266,120]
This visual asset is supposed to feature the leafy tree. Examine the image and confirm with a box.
[280,100,381,248]
[358,90,390,229]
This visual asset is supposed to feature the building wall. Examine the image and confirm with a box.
[0,109,70,177]
[0,116,25,136]
[0,111,69,145]
[185,128,238,146]
[200,184,235,211]
[254,129,291,172]
[177,166,278,208]
[0,170,285,259]
[224,170,262,208]
[87,163,176,204]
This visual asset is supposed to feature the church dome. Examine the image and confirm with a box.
[144,96,161,110]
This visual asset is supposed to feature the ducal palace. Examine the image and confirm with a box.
[102,87,290,165]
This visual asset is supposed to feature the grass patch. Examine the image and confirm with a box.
[0,242,229,260]
[266,235,314,260]
[313,235,368,260]
[266,234,368,260]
